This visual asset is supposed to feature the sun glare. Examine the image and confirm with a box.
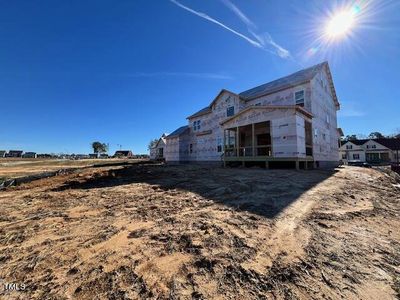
[325,9,356,39]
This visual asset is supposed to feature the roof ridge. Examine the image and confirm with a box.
[239,61,327,98]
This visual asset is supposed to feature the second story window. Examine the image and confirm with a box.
[346,144,353,150]
[227,106,235,117]
[193,120,201,131]
[295,90,305,107]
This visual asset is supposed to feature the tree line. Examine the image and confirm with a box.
[343,130,400,141]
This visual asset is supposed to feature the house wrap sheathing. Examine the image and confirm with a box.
[165,62,341,169]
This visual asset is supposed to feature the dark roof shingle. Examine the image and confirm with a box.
[342,138,400,150]
[374,138,400,150]
[167,125,189,138]
[239,62,327,100]
[187,106,212,119]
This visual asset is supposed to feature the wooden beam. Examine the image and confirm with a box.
[236,127,239,157]
[223,130,226,153]
[252,123,255,157]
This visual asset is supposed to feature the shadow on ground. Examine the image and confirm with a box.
[52,162,336,219]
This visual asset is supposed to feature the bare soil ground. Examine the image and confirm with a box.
[0,159,138,180]
[0,162,399,299]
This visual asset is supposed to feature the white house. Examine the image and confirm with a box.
[165,62,341,169]
[340,138,400,164]
[150,134,168,160]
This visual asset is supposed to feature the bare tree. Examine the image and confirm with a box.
[148,139,158,151]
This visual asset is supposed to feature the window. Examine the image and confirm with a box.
[314,128,318,138]
[227,106,235,117]
[346,144,353,150]
[326,115,330,124]
[353,154,360,160]
[192,120,201,131]
[189,144,193,154]
[295,90,305,107]
[255,103,261,106]
[217,137,222,153]
[342,154,347,159]
[322,133,326,141]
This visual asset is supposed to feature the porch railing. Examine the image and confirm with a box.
[224,145,272,157]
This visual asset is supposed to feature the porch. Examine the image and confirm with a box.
[223,120,314,169]
[366,151,391,164]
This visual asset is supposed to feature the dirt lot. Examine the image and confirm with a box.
[0,159,138,180]
[0,162,399,299]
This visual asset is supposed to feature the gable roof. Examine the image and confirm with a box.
[166,125,189,138]
[114,150,132,155]
[341,138,400,150]
[152,134,168,148]
[341,139,368,146]
[209,89,241,108]
[373,138,400,150]
[187,61,340,120]
[239,61,339,108]
[187,89,240,119]
[187,106,212,119]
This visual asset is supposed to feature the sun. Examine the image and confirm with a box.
[325,9,355,39]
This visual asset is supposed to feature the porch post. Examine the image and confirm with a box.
[252,123,255,157]
[236,126,239,157]
[223,129,226,153]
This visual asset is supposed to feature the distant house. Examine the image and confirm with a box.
[75,154,90,160]
[22,152,37,158]
[99,154,109,159]
[114,150,133,158]
[0,151,6,158]
[340,138,400,164]
[37,154,53,158]
[6,150,23,158]
[89,153,99,159]
[150,134,168,160]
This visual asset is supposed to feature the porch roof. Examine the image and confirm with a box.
[219,105,313,126]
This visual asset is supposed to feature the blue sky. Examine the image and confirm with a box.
[1,0,399,154]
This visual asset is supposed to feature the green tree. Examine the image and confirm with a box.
[393,128,400,139]
[344,134,358,141]
[368,132,385,139]
[148,139,158,151]
[91,141,108,154]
